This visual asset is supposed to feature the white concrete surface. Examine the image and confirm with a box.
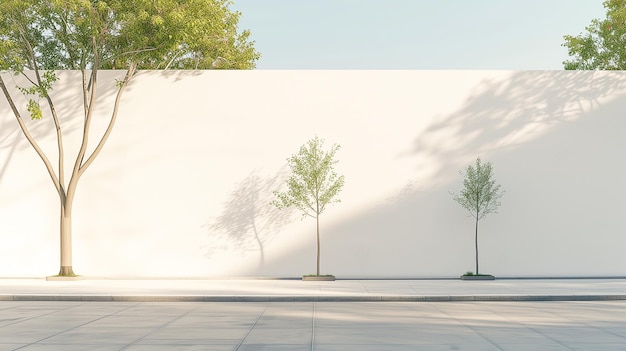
[0,279,625,301]
[1,70,625,278]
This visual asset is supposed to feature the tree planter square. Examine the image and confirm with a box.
[302,275,336,281]
[46,275,83,281]
[460,275,495,280]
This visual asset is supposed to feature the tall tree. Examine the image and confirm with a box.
[562,0,626,70]
[0,0,259,276]
[451,157,504,275]
[272,136,345,276]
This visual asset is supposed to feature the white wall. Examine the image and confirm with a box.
[1,70,625,278]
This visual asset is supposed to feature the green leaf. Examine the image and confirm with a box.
[27,99,43,120]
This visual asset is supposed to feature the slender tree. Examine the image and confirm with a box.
[272,136,345,276]
[451,157,504,275]
[562,0,626,70]
[0,0,259,276]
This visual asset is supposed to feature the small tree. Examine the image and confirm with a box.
[272,136,345,276]
[451,157,504,275]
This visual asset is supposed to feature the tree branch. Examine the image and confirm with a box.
[0,75,64,200]
[17,22,67,189]
[67,37,101,208]
[79,61,137,176]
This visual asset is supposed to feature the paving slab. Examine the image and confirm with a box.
[0,300,624,350]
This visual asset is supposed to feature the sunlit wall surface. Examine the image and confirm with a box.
[0,70,624,278]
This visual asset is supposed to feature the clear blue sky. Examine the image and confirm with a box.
[231,0,606,69]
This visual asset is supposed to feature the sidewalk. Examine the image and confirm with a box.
[1,278,625,302]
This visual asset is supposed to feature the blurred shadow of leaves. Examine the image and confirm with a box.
[409,71,626,182]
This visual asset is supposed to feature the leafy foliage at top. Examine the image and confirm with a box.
[451,157,504,220]
[563,0,626,69]
[272,136,345,219]
[0,0,260,72]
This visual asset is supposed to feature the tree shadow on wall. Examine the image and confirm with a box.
[0,120,21,186]
[158,69,204,81]
[204,169,295,269]
[408,71,626,182]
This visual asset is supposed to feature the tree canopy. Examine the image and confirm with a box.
[452,157,503,221]
[563,0,626,70]
[273,136,345,220]
[0,0,260,72]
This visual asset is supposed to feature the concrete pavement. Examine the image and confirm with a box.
[1,279,626,350]
[1,300,626,350]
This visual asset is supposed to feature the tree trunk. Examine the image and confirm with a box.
[59,213,75,276]
[316,213,320,276]
[475,216,479,275]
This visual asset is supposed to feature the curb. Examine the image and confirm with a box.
[1,295,626,302]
